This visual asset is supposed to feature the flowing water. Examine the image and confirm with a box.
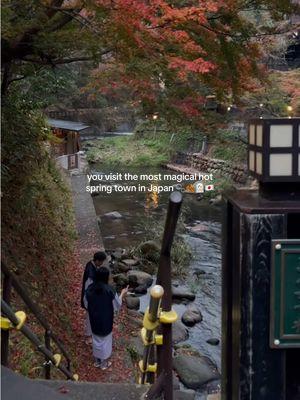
[91,165,222,394]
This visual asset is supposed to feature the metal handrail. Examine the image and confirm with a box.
[1,262,71,364]
[1,300,75,380]
[145,191,183,400]
[1,262,73,378]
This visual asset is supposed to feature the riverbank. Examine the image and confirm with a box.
[89,163,223,399]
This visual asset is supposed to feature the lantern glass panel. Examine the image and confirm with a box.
[256,125,263,146]
[249,125,255,145]
[269,154,292,176]
[249,150,255,171]
[298,154,300,175]
[256,152,262,174]
[270,125,293,147]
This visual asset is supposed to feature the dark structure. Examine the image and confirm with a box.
[222,118,300,399]
[47,118,92,156]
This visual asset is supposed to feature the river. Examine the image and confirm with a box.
[91,165,222,397]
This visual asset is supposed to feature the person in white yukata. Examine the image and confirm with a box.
[85,266,128,369]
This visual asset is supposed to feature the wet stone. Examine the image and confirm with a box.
[125,295,140,310]
[172,321,189,344]
[172,286,196,302]
[103,211,123,219]
[113,273,129,287]
[134,284,148,295]
[182,305,203,327]
[173,354,220,389]
[121,259,140,267]
[128,270,153,288]
[206,338,220,346]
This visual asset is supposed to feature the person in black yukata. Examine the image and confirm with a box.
[81,251,108,345]
[86,266,128,369]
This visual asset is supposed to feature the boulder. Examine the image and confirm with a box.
[112,273,129,287]
[182,305,203,327]
[134,284,148,295]
[138,240,160,261]
[117,261,132,273]
[173,354,220,389]
[103,211,123,219]
[172,321,189,344]
[110,248,126,261]
[121,259,140,267]
[206,338,220,346]
[172,287,195,302]
[128,270,153,288]
[125,295,140,310]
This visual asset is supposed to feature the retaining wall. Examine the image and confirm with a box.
[174,152,248,183]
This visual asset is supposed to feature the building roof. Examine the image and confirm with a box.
[47,118,90,132]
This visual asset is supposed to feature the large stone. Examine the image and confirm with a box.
[206,338,220,346]
[117,261,132,273]
[173,355,220,389]
[138,240,160,261]
[103,211,123,219]
[172,287,195,302]
[110,248,126,261]
[128,270,153,288]
[121,259,140,267]
[172,321,189,344]
[134,284,148,295]
[181,305,203,327]
[125,295,140,310]
[112,273,129,287]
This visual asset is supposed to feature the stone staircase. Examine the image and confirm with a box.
[2,367,147,400]
[2,367,201,400]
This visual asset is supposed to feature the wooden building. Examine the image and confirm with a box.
[47,118,92,156]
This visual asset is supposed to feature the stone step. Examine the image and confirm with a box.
[1,367,73,400]
[40,380,147,400]
[2,366,196,400]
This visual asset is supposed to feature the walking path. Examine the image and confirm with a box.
[65,154,134,383]
[70,155,104,265]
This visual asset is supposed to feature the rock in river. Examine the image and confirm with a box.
[128,270,153,288]
[172,321,189,344]
[121,258,140,267]
[134,284,148,295]
[125,295,140,310]
[206,338,220,346]
[172,286,195,302]
[181,305,203,327]
[173,354,220,389]
[103,211,123,219]
[113,273,129,287]
[138,240,160,261]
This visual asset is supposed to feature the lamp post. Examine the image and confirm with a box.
[222,117,300,400]
[248,118,300,199]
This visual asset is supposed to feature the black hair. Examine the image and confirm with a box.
[93,251,107,262]
[94,266,110,284]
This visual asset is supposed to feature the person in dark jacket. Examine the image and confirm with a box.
[86,266,128,369]
[81,252,107,344]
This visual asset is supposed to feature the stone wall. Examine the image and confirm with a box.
[174,152,248,183]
